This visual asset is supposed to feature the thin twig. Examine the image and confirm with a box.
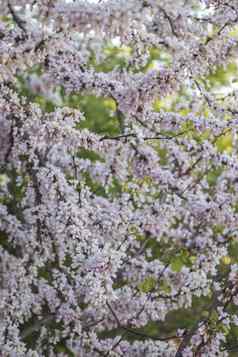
[8,2,27,34]
[100,131,187,142]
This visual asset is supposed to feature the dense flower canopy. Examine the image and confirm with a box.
[1,0,238,356]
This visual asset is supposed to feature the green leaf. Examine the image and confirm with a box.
[170,256,184,272]
[138,276,156,293]
[107,177,122,197]
[77,148,104,162]
[83,172,107,197]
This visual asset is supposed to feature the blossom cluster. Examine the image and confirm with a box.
[1,0,238,356]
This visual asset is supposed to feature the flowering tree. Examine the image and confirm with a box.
[1,0,238,355]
